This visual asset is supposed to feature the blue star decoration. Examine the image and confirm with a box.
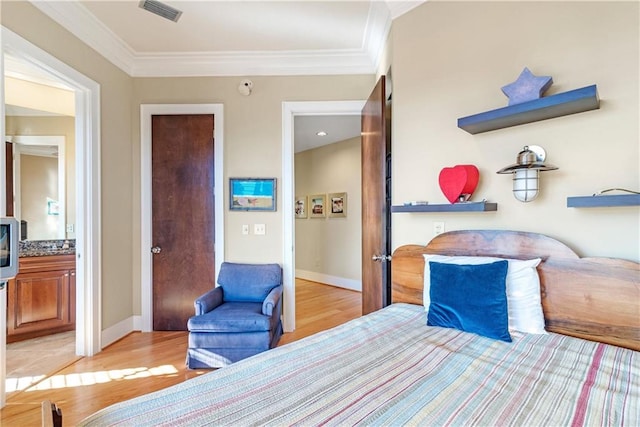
[501,67,553,106]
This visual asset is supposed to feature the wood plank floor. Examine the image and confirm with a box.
[1,279,361,426]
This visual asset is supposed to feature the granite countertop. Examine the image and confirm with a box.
[19,239,76,258]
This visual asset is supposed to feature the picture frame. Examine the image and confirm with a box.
[309,194,326,218]
[47,198,60,216]
[229,178,277,211]
[295,196,308,219]
[328,192,347,218]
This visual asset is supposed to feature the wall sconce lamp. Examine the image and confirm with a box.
[496,145,558,202]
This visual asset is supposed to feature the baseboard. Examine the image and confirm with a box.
[295,269,362,292]
[101,315,142,349]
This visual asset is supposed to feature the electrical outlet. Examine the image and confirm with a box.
[242,224,249,235]
[254,224,266,235]
[66,224,74,233]
[433,222,445,236]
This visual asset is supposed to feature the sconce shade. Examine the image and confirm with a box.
[496,145,558,202]
[513,169,540,202]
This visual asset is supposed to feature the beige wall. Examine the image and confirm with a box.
[130,75,373,313]
[2,1,135,330]
[392,1,639,262]
[6,116,76,238]
[295,137,362,288]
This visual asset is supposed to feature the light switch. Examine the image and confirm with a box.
[242,224,249,235]
[254,224,266,235]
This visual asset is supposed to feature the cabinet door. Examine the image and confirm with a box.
[7,269,72,339]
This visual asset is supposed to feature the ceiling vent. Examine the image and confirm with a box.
[138,0,183,22]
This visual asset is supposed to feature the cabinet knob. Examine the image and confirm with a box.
[151,246,162,254]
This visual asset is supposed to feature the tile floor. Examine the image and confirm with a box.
[5,331,79,395]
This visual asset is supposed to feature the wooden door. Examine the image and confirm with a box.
[361,76,391,315]
[5,142,14,216]
[152,115,216,330]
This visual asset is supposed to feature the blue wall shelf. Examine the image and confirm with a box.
[458,85,599,134]
[567,194,640,208]
[391,201,497,213]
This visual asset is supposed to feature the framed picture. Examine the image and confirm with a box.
[309,194,326,218]
[47,198,60,215]
[328,192,347,218]
[295,196,308,219]
[229,178,277,211]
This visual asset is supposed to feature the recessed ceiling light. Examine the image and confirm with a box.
[316,131,328,136]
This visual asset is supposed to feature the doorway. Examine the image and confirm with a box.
[1,26,101,407]
[282,100,365,332]
[140,104,224,332]
[292,115,363,316]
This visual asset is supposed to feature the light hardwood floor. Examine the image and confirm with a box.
[1,279,361,426]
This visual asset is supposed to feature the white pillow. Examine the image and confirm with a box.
[423,254,547,334]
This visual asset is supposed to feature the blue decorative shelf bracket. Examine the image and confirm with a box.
[458,85,599,134]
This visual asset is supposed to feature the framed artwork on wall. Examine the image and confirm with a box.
[328,192,347,218]
[309,194,326,218]
[295,196,308,219]
[229,178,277,211]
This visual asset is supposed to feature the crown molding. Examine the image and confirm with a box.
[131,49,376,77]
[386,0,427,20]
[30,0,398,77]
[30,1,137,75]
[363,1,393,72]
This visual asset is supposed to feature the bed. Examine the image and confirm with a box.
[79,230,639,426]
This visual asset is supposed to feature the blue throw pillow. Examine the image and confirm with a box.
[427,260,512,342]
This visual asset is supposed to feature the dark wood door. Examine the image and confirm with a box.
[361,76,391,315]
[152,114,216,330]
[6,142,14,216]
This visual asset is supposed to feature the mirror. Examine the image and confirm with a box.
[4,53,76,242]
[9,135,66,240]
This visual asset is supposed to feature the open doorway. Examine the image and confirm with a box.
[4,134,77,395]
[292,115,363,330]
[1,27,101,407]
[282,101,364,333]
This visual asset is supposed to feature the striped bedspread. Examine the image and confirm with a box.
[80,303,639,426]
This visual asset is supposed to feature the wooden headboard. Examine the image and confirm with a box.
[391,230,640,352]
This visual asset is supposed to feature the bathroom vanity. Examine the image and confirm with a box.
[6,241,76,343]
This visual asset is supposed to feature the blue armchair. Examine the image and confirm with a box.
[186,262,284,369]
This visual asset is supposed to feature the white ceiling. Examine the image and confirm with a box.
[31,0,425,77]
[8,0,425,150]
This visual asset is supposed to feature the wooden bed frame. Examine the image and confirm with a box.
[391,230,640,351]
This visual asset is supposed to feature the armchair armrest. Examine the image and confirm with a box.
[262,285,283,316]
[194,287,223,316]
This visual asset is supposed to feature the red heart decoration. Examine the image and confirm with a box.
[438,165,479,204]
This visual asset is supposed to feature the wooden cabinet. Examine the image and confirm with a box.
[6,254,76,343]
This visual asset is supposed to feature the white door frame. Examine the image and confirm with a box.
[1,27,102,407]
[140,104,225,332]
[281,100,365,332]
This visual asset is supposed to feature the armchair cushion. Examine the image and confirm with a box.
[194,287,223,316]
[218,262,282,302]
[187,302,270,333]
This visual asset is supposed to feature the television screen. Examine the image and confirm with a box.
[0,224,9,268]
[0,217,19,280]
